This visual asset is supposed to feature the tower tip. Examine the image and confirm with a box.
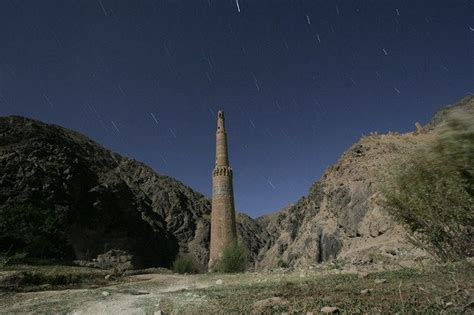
[217,110,224,119]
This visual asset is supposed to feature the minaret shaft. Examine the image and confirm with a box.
[209,110,237,271]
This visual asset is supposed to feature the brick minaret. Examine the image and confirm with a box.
[208,110,237,271]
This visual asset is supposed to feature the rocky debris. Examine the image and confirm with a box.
[96,250,134,271]
[101,291,109,296]
[374,279,387,284]
[320,306,340,313]
[215,279,223,285]
[360,288,372,295]
[251,297,289,313]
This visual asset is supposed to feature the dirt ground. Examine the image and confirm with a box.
[0,261,473,314]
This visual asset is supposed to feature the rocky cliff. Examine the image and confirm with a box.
[0,116,260,269]
[254,95,473,269]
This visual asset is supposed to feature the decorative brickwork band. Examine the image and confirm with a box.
[212,166,233,177]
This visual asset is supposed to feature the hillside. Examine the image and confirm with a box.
[255,95,474,268]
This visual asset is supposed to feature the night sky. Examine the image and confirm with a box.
[0,1,472,217]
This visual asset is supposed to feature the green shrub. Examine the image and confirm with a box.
[0,204,71,260]
[216,241,248,273]
[172,254,199,274]
[381,110,474,260]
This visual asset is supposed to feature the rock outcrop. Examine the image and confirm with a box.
[0,116,209,268]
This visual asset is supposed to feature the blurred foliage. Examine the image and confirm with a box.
[382,110,474,260]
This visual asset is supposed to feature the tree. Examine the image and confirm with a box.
[0,204,71,260]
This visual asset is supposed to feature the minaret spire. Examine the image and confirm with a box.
[215,110,229,167]
[209,110,237,271]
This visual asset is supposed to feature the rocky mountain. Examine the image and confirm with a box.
[254,95,473,269]
[0,116,260,269]
[1,95,471,270]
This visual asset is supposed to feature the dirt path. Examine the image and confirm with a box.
[1,273,213,314]
[71,274,210,315]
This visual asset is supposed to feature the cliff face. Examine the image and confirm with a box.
[255,96,473,269]
[0,116,262,268]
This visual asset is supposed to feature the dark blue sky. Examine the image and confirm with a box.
[0,1,472,217]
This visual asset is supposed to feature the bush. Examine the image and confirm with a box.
[381,110,474,260]
[276,255,289,268]
[172,254,199,274]
[216,242,248,273]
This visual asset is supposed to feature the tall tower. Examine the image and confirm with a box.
[208,110,237,270]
